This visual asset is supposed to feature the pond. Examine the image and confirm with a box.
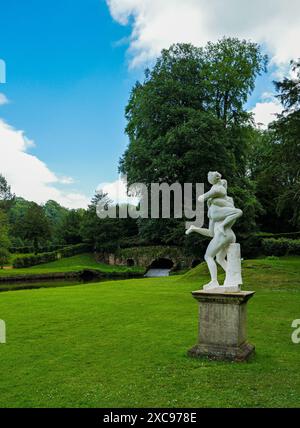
[144,268,171,277]
[0,277,112,293]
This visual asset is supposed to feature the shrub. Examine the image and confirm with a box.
[9,245,34,254]
[9,244,70,254]
[58,244,92,258]
[265,255,280,261]
[13,252,58,268]
[262,238,300,256]
[13,244,92,268]
[0,248,10,269]
[259,231,300,239]
[290,240,300,255]
[240,234,263,258]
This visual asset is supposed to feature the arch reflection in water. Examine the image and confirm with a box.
[144,258,174,277]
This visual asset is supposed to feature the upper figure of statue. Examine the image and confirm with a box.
[186,171,243,293]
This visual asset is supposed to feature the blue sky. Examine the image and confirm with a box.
[0,0,298,207]
[0,0,141,203]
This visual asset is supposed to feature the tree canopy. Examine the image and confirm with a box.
[119,38,267,242]
[21,203,52,253]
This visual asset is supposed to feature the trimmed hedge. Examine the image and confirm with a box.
[262,238,300,256]
[13,252,57,268]
[10,244,68,254]
[58,244,92,258]
[10,245,34,254]
[259,231,300,239]
[13,244,92,268]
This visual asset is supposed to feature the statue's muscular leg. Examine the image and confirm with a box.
[217,209,243,235]
[216,247,228,272]
[203,232,233,289]
[185,221,214,238]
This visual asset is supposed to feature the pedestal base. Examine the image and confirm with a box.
[188,290,255,362]
[188,342,255,362]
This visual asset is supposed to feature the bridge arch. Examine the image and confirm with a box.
[149,257,174,269]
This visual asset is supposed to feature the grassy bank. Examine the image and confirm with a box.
[0,257,299,407]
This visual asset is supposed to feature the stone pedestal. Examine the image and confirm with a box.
[188,290,255,362]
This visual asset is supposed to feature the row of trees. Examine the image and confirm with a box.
[249,59,300,231]
[0,38,299,265]
[0,177,139,265]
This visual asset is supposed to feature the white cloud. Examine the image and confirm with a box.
[58,176,75,185]
[250,99,282,129]
[97,177,139,205]
[106,0,300,68]
[0,118,90,209]
[0,93,9,106]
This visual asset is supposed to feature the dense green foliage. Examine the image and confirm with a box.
[0,209,10,268]
[13,251,58,268]
[0,256,299,407]
[18,202,52,254]
[121,39,267,183]
[249,60,300,232]
[0,173,14,211]
[80,191,139,251]
[271,61,300,228]
[262,238,300,256]
[59,209,84,244]
[43,200,69,242]
[10,244,67,254]
[0,247,10,269]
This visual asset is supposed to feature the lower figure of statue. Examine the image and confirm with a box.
[186,221,236,289]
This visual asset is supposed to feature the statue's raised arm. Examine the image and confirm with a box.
[198,180,226,203]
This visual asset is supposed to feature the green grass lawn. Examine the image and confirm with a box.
[0,253,145,277]
[0,257,299,407]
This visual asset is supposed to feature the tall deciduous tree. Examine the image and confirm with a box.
[268,60,300,228]
[203,38,267,126]
[120,38,267,242]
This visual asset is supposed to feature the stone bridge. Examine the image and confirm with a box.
[96,246,201,270]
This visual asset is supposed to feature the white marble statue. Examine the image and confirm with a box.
[186,171,243,293]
